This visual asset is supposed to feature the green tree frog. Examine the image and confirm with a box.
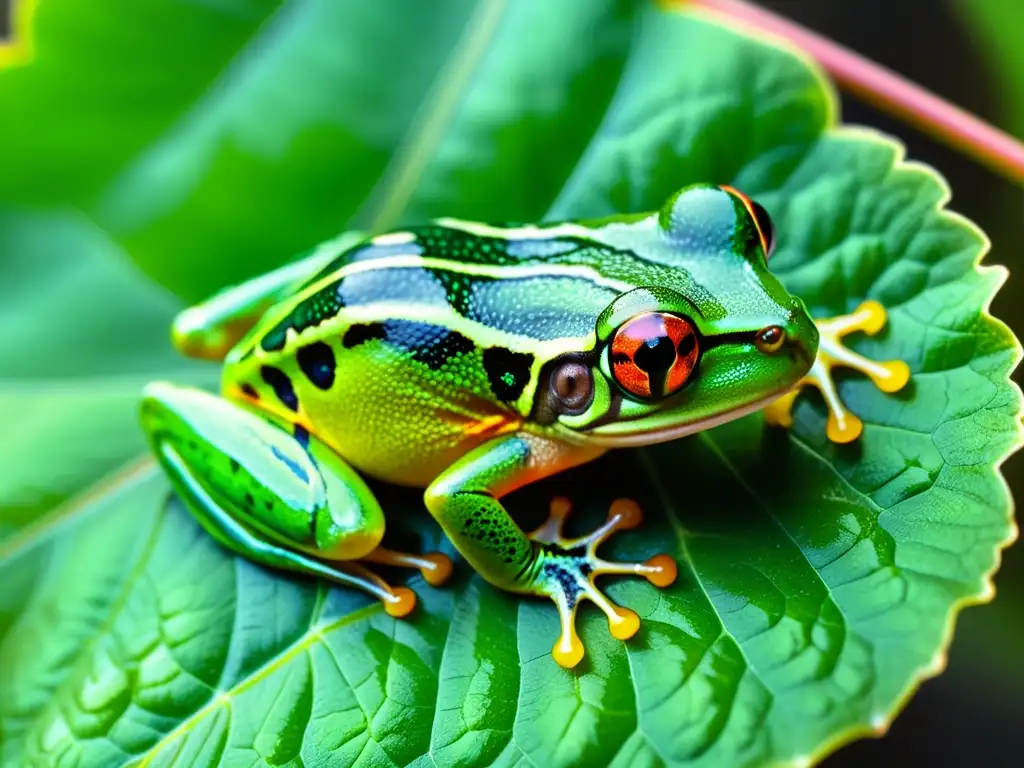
[141,184,909,668]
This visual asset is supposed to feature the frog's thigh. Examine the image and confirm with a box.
[141,382,386,566]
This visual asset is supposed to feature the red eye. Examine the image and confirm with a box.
[610,312,700,399]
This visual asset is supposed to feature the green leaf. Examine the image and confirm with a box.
[0,0,828,301]
[0,2,1020,768]
[0,208,215,544]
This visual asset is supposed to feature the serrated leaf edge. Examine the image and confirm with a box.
[773,124,1024,768]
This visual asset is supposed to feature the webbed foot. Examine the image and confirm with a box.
[764,300,911,443]
[527,497,677,668]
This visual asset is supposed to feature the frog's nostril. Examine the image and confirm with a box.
[785,323,818,367]
[780,300,819,364]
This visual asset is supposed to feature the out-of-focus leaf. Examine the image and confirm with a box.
[0,208,212,541]
[0,0,828,300]
[956,0,1024,138]
[0,2,1019,767]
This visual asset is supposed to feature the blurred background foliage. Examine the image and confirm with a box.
[1,0,1022,764]
[760,0,1024,765]
[959,0,1024,139]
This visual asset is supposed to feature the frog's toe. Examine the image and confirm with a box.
[363,546,454,587]
[382,586,418,618]
[528,498,677,668]
[318,559,419,617]
[765,300,911,444]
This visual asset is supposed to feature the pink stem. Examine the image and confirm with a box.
[680,0,1024,186]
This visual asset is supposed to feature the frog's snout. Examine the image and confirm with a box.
[754,303,818,371]
[792,331,817,370]
[785,302,820,368]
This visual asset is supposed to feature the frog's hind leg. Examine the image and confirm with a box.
[158,454,416,617]
[172,244,353,361]
[141,382,417,617]
[764,300,911,443]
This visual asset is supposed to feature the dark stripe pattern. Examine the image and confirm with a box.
[343,320,475,371]
[262,264,618,351]
[342,323,387,348]
[253,222,718,357]
[261,282,344,352]
[260,365,298,411]
[483,347,534,401]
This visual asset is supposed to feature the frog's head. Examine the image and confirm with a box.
[535,184,819,447]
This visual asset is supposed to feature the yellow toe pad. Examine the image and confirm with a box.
[764,300,910,443]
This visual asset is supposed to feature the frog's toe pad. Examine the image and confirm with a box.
[419,553,454,586]
[767,300,911,444]
[529,498,677,668]
[383,587,418,618]
[363,547,454,587]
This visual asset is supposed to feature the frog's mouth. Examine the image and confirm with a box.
[581,390,789,449]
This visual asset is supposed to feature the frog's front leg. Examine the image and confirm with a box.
[425,433,677,668]
[141,382,450,616]
[764,300,911,443]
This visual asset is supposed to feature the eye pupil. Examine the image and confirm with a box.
[559,373,577,396]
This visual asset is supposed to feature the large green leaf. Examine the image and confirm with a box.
[0,2,1020,767]
[0,208,215,543]
[0,0,827,301]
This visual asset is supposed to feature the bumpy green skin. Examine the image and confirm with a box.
[141,184,818,637]
[423,432,603,590]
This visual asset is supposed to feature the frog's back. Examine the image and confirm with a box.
[223,224,629,486]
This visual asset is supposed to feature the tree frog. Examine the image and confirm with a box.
[141,184,909,668]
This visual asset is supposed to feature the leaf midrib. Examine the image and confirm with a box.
[359,0,508,233]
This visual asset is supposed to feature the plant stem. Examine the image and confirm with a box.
[679,0,1024,187]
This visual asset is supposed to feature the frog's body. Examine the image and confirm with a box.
[143,184,909,668]
[217,205,812,483]
[221,224,628,488]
